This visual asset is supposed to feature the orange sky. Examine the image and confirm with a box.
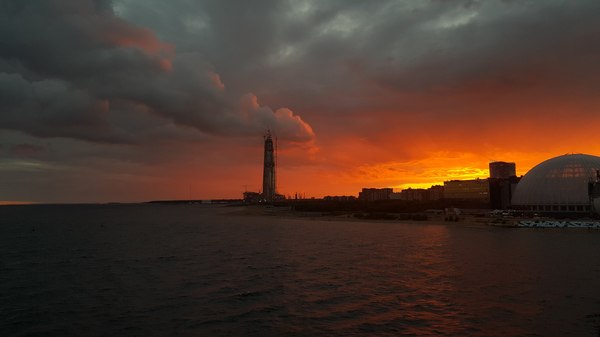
[2,1,600,203]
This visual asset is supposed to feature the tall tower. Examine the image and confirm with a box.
[262,131,276,202]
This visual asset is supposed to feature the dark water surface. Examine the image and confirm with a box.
[1,204,600,336]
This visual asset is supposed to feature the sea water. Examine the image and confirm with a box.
[1,204,600,336]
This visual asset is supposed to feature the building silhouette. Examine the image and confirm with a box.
[512,153,600,215]
[392,185,445,201]
[358,188,393,201]
[262,131,276,202]
[489,161,516,179]
[444,179,490,201]
[488,161,519,209]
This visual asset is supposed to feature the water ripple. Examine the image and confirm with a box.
[1,204,600,336]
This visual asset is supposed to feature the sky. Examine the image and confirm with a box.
[2,0,600,203]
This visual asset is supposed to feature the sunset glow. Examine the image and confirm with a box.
[2,1,600,203]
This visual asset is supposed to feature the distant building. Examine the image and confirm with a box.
[590,176,600,215]
[489,161,516,179]
[243,191,262,204]
[512,153,600,215]
[243,132,285,204]
[428,185,444,200]
[444,179,490,201]
[262,131,276,202]
[488,161,519,209]
[489,176,521,210]
[391,185,444,201]
[323,195,357,201]
[359,188,393,201]
[397,188,428,201]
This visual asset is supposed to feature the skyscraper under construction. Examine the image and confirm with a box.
[262,131,276,202]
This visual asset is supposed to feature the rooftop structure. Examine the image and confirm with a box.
[489,161,516,179]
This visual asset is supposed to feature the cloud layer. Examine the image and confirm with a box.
[0,0,315,144]
[2,0,600,202]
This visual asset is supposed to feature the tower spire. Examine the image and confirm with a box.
[262,130,276,202]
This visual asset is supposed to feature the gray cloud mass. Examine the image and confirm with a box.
[2,0,600,202]
[0,0,315,144]
[3,0,600,143]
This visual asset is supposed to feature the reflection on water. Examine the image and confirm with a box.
[1,204,600,336]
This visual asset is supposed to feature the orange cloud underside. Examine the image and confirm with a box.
[271,107,600,197]
[139,101,600,200]
[24,75,593,202]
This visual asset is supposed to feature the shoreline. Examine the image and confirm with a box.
[225,205,600,229]
[226,205,505,229]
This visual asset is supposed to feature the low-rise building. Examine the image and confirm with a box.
[428,185,444,200]
[323,195,357,201]
[398,188,428,201]
[358,188,393,201]
[243,191,262,204]
[444,179,490,201]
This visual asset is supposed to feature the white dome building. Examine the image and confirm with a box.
[512,154,600,214]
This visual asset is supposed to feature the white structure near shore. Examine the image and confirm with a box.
[512,153,600,215]
[518,220,600,228]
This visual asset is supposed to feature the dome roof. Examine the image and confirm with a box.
[512,154,600,206]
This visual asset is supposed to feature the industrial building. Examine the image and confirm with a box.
[511,153,600,215]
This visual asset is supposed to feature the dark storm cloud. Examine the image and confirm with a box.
[9,143,45,157]
[3,0,597,145]
[0,73,123,142]
[116,0,600,122]
[366,1,600,93]
[3,0,600,203]
[0,0,315,144]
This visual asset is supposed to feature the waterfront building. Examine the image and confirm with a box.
[489,176,521,210]
[590,177,600,215]
[323,195,357,201]
[243,132,284,204]
[358,188,393,201]
[444,179,490,201]
[397,188,428,201]
[243,191,262,204]
[428,185,444,201]
[488,161,519,210]
[512,153,600,215]
[391,185,444,201]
